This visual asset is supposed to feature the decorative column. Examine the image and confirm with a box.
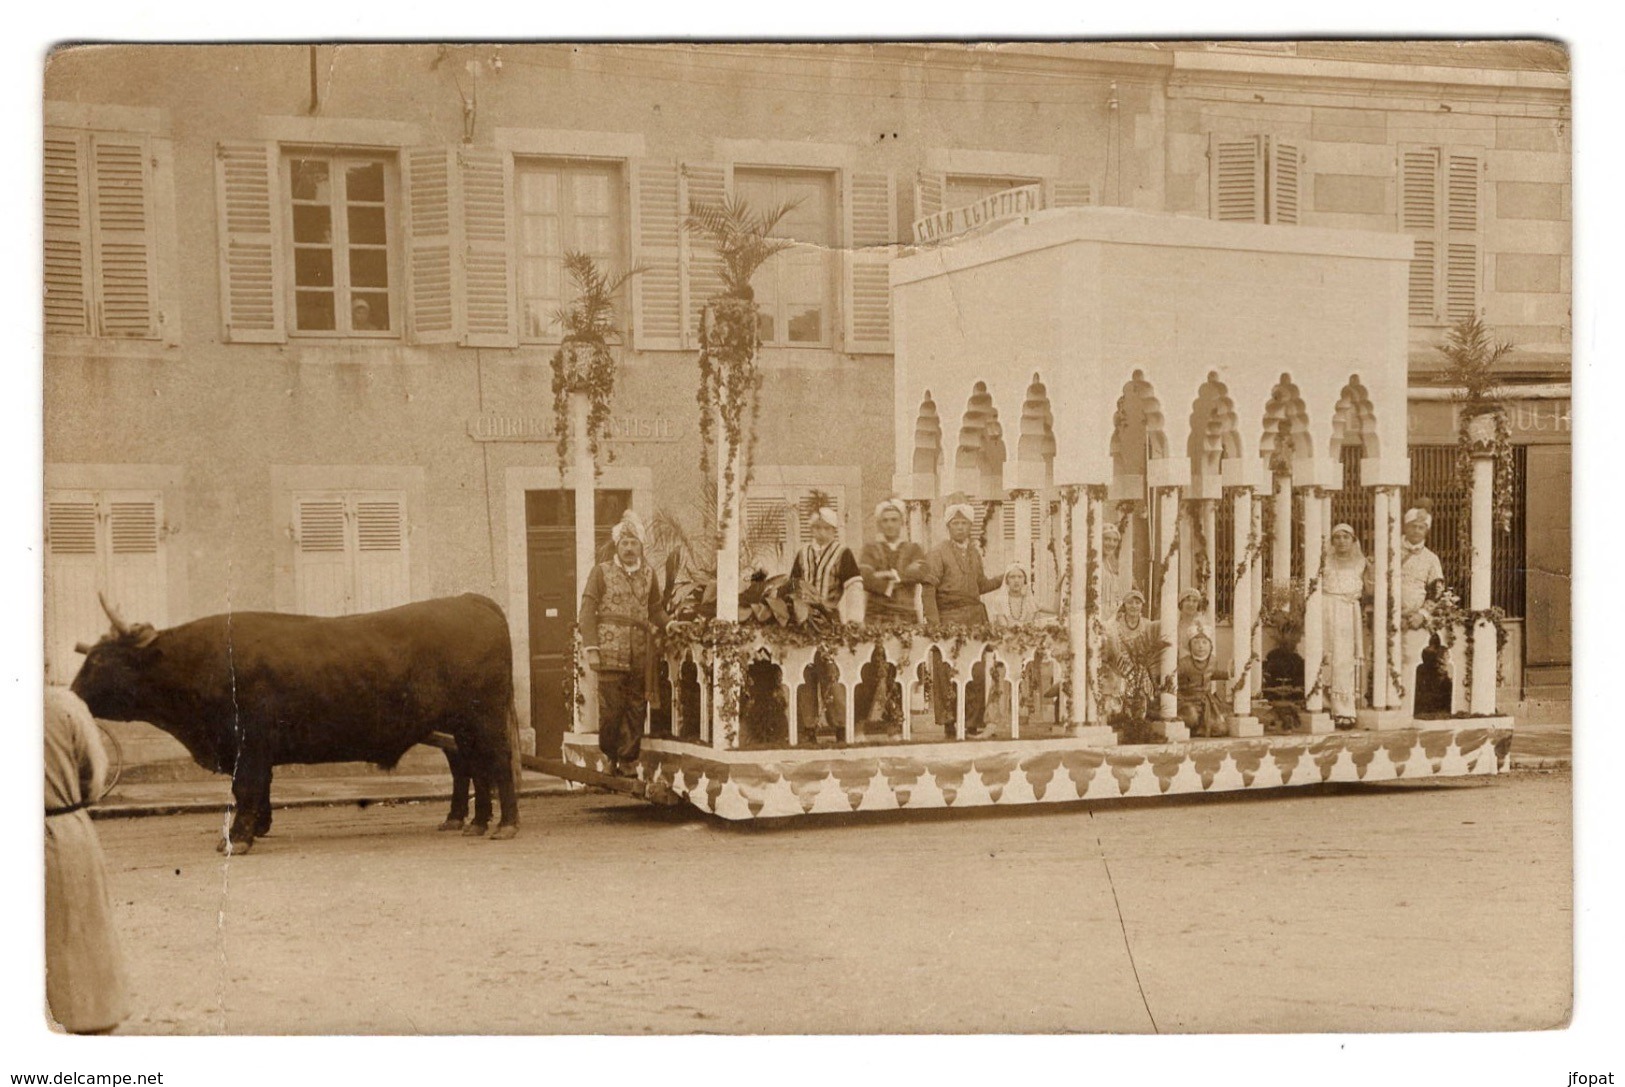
[713,397,742,624]
[1369,486,1392,713]
[1299,485,1332,733]
[1154,479,1187,738]
[1469,447,1498,714]
[1068,486,1116,745]
[569,383,600,735]
[1271,470,1293,591]
[1013,488,1037,577]
[1250,493,1264,698]
[1200,498,1218,636]
[1228,485,1262,735]
[1391,481,1408,718]
[906,498,929,549]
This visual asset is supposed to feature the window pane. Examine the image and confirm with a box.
[572,171,611,215]
[755,309,776,343]
[351,292,389,331]
[349,248,390,288]
[296,290,335,330]
[290,159,330,202]
[294,247,334,287]
[347,205,386,245]
[345,162,385,203]
[518,170,560,215]
[293,205,332,243]
[786,304,822,343]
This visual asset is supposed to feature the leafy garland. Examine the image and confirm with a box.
[1382,489,1408,701]
[1412,583,1510,693]
[550,340,618,484]
[1453,408,1518,582]
[697,298,764,536]
[1229,493,1269,696]
[1189,499,1212,608]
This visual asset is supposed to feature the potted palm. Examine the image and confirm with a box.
[549,250,641,478]
[1437,315,1516,530]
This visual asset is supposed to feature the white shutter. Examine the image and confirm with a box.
[1400,146,1443,322]
[842,169,895,355]
[680,161,730,348]
[215,141,285,342]
[89,135,156,338]
[404,146,459,344]
[44,131,91,335]
[352,495,409,613]
[1210,135,1265,223]
[1043,178,1093,209]
[1267,139,1301,226]
[913,171,945,225]
[105,495,166,631]
[44,495,101,684]
[1444,147,1483,323]
[293,496,350,616]
[744,494,792,573]
[628,158,683,351]
[460,147,518,347]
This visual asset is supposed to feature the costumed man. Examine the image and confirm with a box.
[45,687,130,1034]
[579,511,667,775]
[856,498,928,732]
[924,501,1004,737]
[789,505,863,741]
[1399,502,1447,718]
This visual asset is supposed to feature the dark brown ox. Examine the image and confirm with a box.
[70,592,520,853]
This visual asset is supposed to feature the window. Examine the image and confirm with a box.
[284,152,398,335]
[44,129,158,338]
[742,486,848,575]
[45,491,166,683]
[515,159,624,341]
[1209,135,1301,225]
[733,170,834,346]
[293,492,409,616]
[1400,146,1482,325]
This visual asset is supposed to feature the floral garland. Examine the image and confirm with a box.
[1452,407,1518,590]
[1228,494,1270,696]
[1413,585,1510,693]
[549,339,618,484]
[697,298,764,535]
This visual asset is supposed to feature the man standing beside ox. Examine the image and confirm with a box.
[580,511,667,775]
[924,501,1004,736]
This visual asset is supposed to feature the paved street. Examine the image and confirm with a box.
[93,768,1571,1035]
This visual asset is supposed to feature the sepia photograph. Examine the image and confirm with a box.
[12,13,1608,1084]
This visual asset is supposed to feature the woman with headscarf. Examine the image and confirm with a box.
[1323,522,1372,728]
[1176,622,1227,738]
[982,562,1052,732]
[580,511,668,772]
[1175,588,1206,663]
[45,687,130,1034]
[1101,588,1160,723]
[1100,522,1126,624]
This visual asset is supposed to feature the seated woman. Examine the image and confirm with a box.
[983,562,1052,733]
[1176,624,1228,738]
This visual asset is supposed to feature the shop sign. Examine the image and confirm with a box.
[911,184,1043,245]
[466,413,679,443]
[1407,398,1571,444]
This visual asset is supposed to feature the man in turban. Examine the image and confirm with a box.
[789,505,863,741]
[923,501,1004,736]
[580,511,667,773]
[1399,502,1447,717]
[855,498,928,733]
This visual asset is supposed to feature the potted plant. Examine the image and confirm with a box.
[682,195,801,532]
[548,250,642,480]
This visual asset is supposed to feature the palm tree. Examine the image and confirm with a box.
[551,250,641,344]
[683,195,803,302]
[1436,315,1514,414]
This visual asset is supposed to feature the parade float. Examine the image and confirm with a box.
[558,199,1514,820]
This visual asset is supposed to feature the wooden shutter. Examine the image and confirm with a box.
[1210,135,1265,223]
[680,161,730,348]
[460,147,517,347]
[1267,139,1301,226]
[44,131,91,335]
[215,141,285,342]
[89,135,156,338]
[293,496,350,616]
[744,493,792,573]
[105,495,166,630]
[1043,178,1093,209]
[842,169,895,354]
[352,495,409,613]
[1444,147,1483,322]
[628,159,683,351]
[1400,146,1443,322]
[403,146,459,344]
[44,494,101,684]
[913,171,945,225]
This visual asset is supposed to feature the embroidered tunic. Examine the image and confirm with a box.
[790,540,862,615]
[579,560,663,673]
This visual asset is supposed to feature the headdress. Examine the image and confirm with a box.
[610,511,646,547]
[808,507,839,529]
[873,498,906,520]
[1403,507,1432,531]
[945,503,975,526]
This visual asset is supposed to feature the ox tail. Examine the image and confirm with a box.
[507,698,523,790]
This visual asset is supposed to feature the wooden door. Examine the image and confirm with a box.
[526,489,631,757]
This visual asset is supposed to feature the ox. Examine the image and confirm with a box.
[71,593,520,853]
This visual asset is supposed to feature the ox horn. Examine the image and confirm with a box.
[97,591,131,637]
[74,641,93,655]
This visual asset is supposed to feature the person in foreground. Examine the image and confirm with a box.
[44,686,130,1034]
[580,511,667,775]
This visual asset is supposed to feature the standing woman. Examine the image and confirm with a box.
[1323,523,1371,728]
[45,687,130,1034]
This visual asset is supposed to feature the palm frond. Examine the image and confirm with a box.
[550,250,644,341]
[1436,315,1515,407]
[683,195,805,300]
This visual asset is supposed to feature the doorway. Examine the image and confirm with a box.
[526,488,632,758]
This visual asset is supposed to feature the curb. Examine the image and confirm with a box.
[1509,757,1570,772]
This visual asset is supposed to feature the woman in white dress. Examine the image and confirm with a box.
[1323,523,1372,728]
[984,563,1052,731]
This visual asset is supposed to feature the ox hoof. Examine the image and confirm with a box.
[437,818,465,832]
[462,823,489,838]
[489,825,518,841]
[218,838,253,856]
